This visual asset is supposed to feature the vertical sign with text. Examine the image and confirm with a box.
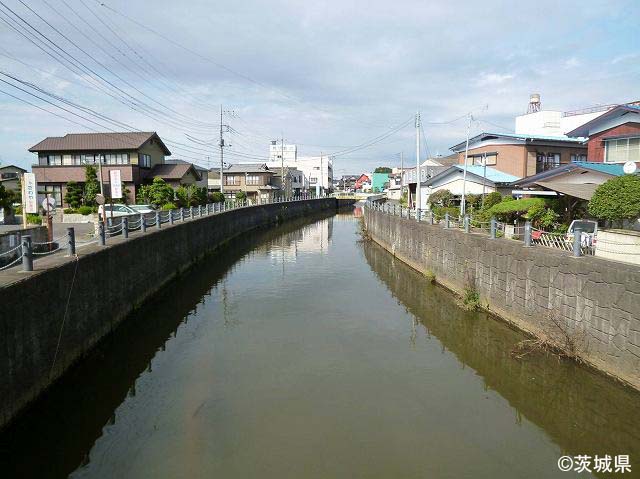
[23,172,38,213]
[109,169,122,199]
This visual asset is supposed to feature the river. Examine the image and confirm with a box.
[1,208,639,478]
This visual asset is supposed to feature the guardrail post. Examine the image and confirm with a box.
[416,208,421,222]
[393,204,396,216]
[490,217,496,239]
[180,208,185,221]
[67,227,76,255]
[170,210,174,225]
[98,223,106,246]
[141,217,147,233]
[22,235,33,272]
[107,217,112,228]
[156,211,161,229]
[122,218,129,239]
[429,212,434,225]
[524,221,532,247]
[464,215,470,233]
[573,228,583,257]
[444,213,450,228]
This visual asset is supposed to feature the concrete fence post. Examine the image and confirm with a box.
[190,206,195,218]
[98,223,106,246]
[524,221,532,247]
[141,217,147,233]
[573,228,583,257]
[393,204,396,216]
[122,218,129,239]
[490,217,497,239]
[444,213,450,229]
[156,211,161,229]
[430,212,434,225]
[416,208,421,222]
[464,215,470,233]
[22,235,33,272]
[169,211,174,225]
[67,227,76,256]
[107,217,112,228]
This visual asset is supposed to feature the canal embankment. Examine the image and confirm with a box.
[364,205,640,390]
[0,198,349,429]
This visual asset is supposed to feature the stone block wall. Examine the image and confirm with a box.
[364,207,640,390]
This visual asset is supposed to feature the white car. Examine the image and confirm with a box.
[567,219,598,246]
[129,204,156,214]
[98,204,138,220]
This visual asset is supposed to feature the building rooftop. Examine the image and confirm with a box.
[28,132,171,155]
[450,131,585,151]
[225,163,272,174]
[424,165,520,187]
[149,163,200,181]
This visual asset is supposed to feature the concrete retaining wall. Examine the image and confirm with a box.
[0,198,341,429]
[0,226,48,268]
[364,207,640,390]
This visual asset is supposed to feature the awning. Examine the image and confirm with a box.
[536,181,599,200]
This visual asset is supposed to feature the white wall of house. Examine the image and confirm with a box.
[515,110,604,137]
[266,156,333,192]
[419,172,496,210]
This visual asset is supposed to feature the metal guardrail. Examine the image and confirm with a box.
[0,195,331,273]
[365,201,599,258]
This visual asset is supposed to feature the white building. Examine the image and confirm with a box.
[514,95,613,137]
[269,142,297,162]
[266,154,333,194]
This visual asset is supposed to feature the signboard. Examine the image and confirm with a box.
[109,170,122,199]
[23,173,38,213]
[623,161,637,175]
[42,196,56,213]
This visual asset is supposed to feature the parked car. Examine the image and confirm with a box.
[98,204,138,220]
[129,204,156,214]
[567,219,598,246]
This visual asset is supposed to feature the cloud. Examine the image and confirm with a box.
[475,73,516,87]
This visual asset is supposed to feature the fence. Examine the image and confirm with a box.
[0,194,329,273]
[365,200,594,259]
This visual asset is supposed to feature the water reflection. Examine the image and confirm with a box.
[362,238,640,469]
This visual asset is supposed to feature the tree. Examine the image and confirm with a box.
[235,191,247,201]
[428,189,453,207]
[209,192,225,203]
[146,177,175,207]
[374,167,392,173]
[588,175,640,228]
[482,191,503,210]
[83,165,100,206]
[0,184,16,220]
[121,183,131,205]
[136,184,152,204]
[64,181,83,209]
[465,193,482,210]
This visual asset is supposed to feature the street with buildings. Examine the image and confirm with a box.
[0,1,639,478]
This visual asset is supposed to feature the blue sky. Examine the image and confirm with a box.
[0,0,638,175]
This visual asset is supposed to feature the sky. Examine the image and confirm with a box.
[0,0,638,175]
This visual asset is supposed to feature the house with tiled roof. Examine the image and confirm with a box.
[29,131,171,206]
[222,163,279,203]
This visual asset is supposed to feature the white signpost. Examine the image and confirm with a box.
[109,170,122,199]
[23,173,38,213]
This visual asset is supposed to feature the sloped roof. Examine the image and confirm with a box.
[166,158,208,173]
[423,165,520,187]
[536,181,599,201]
[149,163,200,181]
[0,164,27,172]
[510,161,623,187]
[566,104,640,138]
[28,132,171,155]
[225,163,272,173]
[450,132,585,151]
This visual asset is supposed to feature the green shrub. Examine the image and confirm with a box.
[428,189,453,207]
[63,208,76,214]
[209,192,225,203]
[64,181,83,209]
[162,202,177,210]
[462,287,480,311]
[485,197,546,223]
[432,206,459,220]
[482,191,503,210]
[77,205,93,215]
[588,175,640,228]
[26,213,41,225]
[235,191,247,201]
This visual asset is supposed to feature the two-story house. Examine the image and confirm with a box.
[272,167,305,195]
[222,163,278,203]
[0,164,26,192]
[29,131,171,206]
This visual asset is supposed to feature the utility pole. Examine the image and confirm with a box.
[415,111,420,214]
[219,105,224,195]
[400,151,404,200]
[460,112,472,216]
[281,135,285,198]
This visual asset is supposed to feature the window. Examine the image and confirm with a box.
[139,153,151,168]
[43,185,62,206]
[536,152,560,172]
[471,153,497,166]
[246,175,261,185]
[310,177,318,184]
[40,154,62,166]
[1,172,18,179]
[104,153,129,165]
[605,137,640,163]
[570,153,587,162]
[225,175,240,186]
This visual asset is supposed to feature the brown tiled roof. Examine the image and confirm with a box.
[149,163,200,181]
[28,132,171,155]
